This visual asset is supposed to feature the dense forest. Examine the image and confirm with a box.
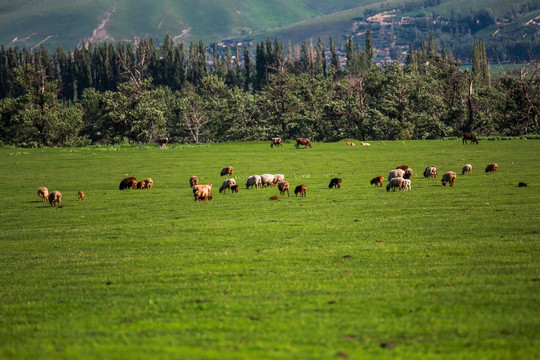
[0,34,538,147]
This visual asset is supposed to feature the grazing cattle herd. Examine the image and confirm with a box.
[37,135,527,208]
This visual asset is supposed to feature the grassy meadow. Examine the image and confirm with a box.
[0,139,539,359]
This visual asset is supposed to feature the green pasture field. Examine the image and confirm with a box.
[1,140,539,359]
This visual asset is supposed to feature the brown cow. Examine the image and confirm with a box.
[463,133,479,144]
[78,190,86,200]
[295,138,312,149]
[271,137,283,148]
[269,195,280,201]
[442,171,456,187]
[136,181,146,189]
[48,191,62,207]
[485,163,498,173]
[329,178,342,189]
[37,187,49,202]
[370,176,384,187]
[278,181,290,197]
[294,184,307,197]
[346,141,356,146]
[231,185,239,193]
[193,184,212,201]
[119,177,137,190]
[221,166,233,177]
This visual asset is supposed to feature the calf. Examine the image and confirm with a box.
[136,181,146,189]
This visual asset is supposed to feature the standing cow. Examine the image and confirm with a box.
[271,137,283,148]
[295,138,312,149]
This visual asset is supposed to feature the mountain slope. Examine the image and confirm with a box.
[0,0,538,62]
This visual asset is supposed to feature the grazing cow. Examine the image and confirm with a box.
[485,163,498,173]
[462,164,472,175]
[78,190,86,200]
[231,185,239,193]
[273,174,285,185]
[370,176,384,187]
[158,138,168,148]
[219,178,236,193]
[48,191,62,207]
[388,169,405,181]
[119,177,137,190]
[193,184,212,201]
[221,166,233,177]
[37,187,49,202]
[346,141,356,146]
[246,175,262,189]
[271,137,283,148]
[404,168,413,179]
[386,178,405,192]
[294,184,307,197]
[329,178,342,189]
[424,166,439,178]
[260,174,276,188]
[518,182,528,187]
[144,178,153,189]
[136,181,146,189]
[190,176,199,188]
[463,132,479,144]
[295,138,312,149]
[277,181,290,197]
[442,171,457,187]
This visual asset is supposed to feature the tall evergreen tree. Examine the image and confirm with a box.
[365,30,374,67]
[329,36,340,72]
[472,40,490,87]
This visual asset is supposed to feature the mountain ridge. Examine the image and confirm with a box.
[1,0,538,61]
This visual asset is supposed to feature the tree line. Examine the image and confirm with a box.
[0,34,538,147]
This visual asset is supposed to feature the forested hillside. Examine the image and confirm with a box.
[0,34,538,147]
[0,0,539,62]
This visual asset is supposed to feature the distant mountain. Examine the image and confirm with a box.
[1,0,538,61]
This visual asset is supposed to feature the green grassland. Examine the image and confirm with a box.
[1,140,539,359]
